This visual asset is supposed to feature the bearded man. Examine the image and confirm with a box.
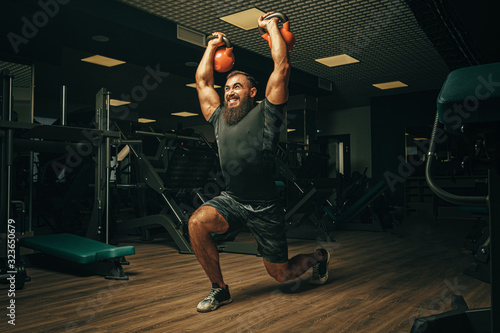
[190,12,331,313]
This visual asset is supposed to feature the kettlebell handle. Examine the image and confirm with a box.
[206,35,235,73]
[259,12,290,36]
[206,35,232,48]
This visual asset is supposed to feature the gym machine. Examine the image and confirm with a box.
[1,69,29,288]
[411,62,500,332]
[323,177,389,231]
[113,128,259,256]
[275,142,394,237]
[273,142,341,241]
[1,74,135,281]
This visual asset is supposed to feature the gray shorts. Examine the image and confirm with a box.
[202,191,288,263]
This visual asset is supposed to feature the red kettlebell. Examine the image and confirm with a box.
[206,35,234,73]
[259,13,295,51]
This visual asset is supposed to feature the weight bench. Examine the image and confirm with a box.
[323,179,388,231]
[19,233,135,280]
[412,62,500,332]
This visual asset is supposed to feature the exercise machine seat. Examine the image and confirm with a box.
[437,62,500,124]
[417,62,500,332]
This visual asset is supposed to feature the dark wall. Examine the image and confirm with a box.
[371,89,440,205]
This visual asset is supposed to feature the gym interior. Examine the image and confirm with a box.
[1,0,499,332]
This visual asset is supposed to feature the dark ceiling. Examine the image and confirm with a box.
[1,0,499,131]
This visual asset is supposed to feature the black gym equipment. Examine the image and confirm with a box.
[1,72,136,281]
[324,164,397,231]
[323,178,390,231]
[114,128,259,256]
[460,205,490,284]
[274,145,336,241]
[85,88,113,242]
[275,141,396,235]
[1,69,29,289]
[411,62,500,333]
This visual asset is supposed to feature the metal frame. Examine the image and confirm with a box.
[418,111,497,332]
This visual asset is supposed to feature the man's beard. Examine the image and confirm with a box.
[223,95,253,125]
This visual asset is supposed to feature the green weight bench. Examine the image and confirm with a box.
[20,233,135,280]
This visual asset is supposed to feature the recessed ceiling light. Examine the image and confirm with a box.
[315,54,359,67]
[110,99,130,106]
[287,128,296,132]
[185,83,221,88]
[81,55,125,67]
[172,112,198,117]
[372,81,408,90]
[138,118,156,123]
[92,35,110,42]
[220,8,266,30]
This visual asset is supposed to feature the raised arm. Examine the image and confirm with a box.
[258,13,291,105]
[196,32,224,121]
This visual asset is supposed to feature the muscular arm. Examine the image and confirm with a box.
[261,15,291,105]
[196,34,223,121]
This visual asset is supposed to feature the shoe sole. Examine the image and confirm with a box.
[197,298,232,313]
[310,251,331,286]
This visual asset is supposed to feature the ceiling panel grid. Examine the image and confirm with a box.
[118,0,449,104]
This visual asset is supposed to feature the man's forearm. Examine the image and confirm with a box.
[196,45,218,86]
[266,21,289,68]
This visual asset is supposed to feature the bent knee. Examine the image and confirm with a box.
[188,207,229,234]
[188,211,204,229]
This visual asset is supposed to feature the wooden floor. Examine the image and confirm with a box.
[2,217,491,333]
